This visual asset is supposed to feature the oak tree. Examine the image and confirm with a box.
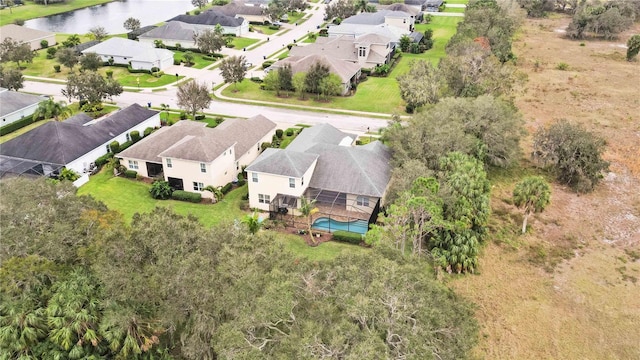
[176,80,212,119]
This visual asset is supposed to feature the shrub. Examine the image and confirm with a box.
[286,128,294,136]
[14,19,25,26]
[124,170,138,178]
[46,47,57,59]
[127,66,152,74]
[262,60,275,69]
[130,130,141,143]
[150,66,160,73]
[109,141,120,153]
[40,40,49,49]
[179,112,187,120]
[143,127,153,137]
[119,140,133,152]
[250,76,263,83]
[105,70,113,78]
[237,179,246,187]
[149,180,173,200]
[333,230,363,245]
[221,182,233,194]
[172,190,202,203]
[261,142,271,151]
[194,9,201,15]
[94,152,114,168]
[556,62,569,70]
[0,116,34,136]
[173,59,182,65]
[194,114,205,120]
[275,129,284,139]
[53,64,61,73]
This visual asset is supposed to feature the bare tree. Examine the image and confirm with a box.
[123,17,141,31]
[176,80,212,119]
[88,26,108,42]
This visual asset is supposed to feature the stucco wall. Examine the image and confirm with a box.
[139,37,198,49]
[346,193,378,213]
[385,16,414,32]
[248,159,316,210]
[236,128,276,169]
[1,101,41,126]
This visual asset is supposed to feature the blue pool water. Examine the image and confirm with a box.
[312,217,369,234]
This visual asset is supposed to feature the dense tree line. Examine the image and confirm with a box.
[0,178,478,359]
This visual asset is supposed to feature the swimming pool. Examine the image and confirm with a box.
[312,217,369,234]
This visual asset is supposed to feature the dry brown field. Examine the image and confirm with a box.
[450,15,640,359]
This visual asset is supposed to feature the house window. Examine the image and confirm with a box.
[126,133,131,142]
[200,163,206,173]
[258,194,270,204]
[403,19,406,23]
[356,196,369,207]
[301,176,304,186]
[128,160,138,170]
[230,148,232,155]
[289,178,295,188]
[224,151,226,156]
[358,47,366,57]
[106,145,110,152]
[166,158,172,168]
[193,182,204,191]
[252,172,258,182]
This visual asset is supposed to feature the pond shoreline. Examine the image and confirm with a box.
[0,0,115,26]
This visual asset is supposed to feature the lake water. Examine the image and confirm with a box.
[24,0,196,34]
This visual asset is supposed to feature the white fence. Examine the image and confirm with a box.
[73,173,90,188]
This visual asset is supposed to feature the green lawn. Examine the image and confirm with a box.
[251,25,280,36]
[0,0,113,26]
[444,6,466,13]
[173,51,216,69]
[276,234,366,262]
[284,11,305,24]
[444,0,468,3]
[230,37,260,50]
[223,16,462,114]
[77,169,248,227]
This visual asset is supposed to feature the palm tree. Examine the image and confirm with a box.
[299,196,318,245]
[204,185,223,203]
[160,103,170,124]
[32,98,72,121]
[241,211,262,234]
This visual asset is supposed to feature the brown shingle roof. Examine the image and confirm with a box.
[273,54,361,83]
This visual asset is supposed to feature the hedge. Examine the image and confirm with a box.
[332,230,363,245]
[221,182,233,194]
[143,127,154,137]
[124,170,138,178]
[172,190,202,203]
[0,115,34,136]
[94,152,114,168]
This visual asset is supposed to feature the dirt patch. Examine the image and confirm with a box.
[450,16,640,359]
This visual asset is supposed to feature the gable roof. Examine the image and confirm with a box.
[385,3,422,15]
[246,123,391,197]
[290,33,391,65]
[0,104,158,166]
[273,54,361,83]
[81,37,174,63]
[0,89,47,117]
[216,2,265,17]
[328,23,408,43]
[246,148,318,177]
[138,21,198,42]
[118,115,276,163]
[169,10,245,27]
[342,10,411,26]
[72,40,100,54]
[0,24,54,43]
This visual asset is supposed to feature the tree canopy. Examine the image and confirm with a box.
[176,80,212,119]
[62,71,123,108]
[0,178,479,359]
[513,176,551,234]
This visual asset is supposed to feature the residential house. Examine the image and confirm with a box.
[289,33,393,69]
[384,3,423,21]
[138,21,199,49]
[168,9,249,36]
[424,0,444,12]
[0,104,160,178]
[246,123,391,226]
[328,10,422,44]
[268,54,361,95]
[216,2,268,24]
[81,37,174,71]
[0,24,56,51]
[0,88,48,127]
[117,115,276,198]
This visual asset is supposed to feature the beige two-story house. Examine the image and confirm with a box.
[117,115,276,198]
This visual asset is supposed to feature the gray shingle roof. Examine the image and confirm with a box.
[0,104,158,166]
[216,3,265,17]
[306,141,391,197]
[81,37,174,64]
[118,115,276,163]
[0,89,47,117]
[169,10,245,27]
[246,148,318,177]
[0,24,55,43]
[342,10,410,25]
[138,22,197,42]
[247,123,391,197]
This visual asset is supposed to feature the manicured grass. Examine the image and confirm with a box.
[284,11,305,25]
[223,16,462,114]
[444,0,469,4]
[116,71,184,88]
[251,25,280,36]
[303,34,319,43]
[275,233,366,262]
[77,169,248,228]
[0,0,113,26]
[173,51,216,69]
[230,37,260,50]
[444,6,466,13]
